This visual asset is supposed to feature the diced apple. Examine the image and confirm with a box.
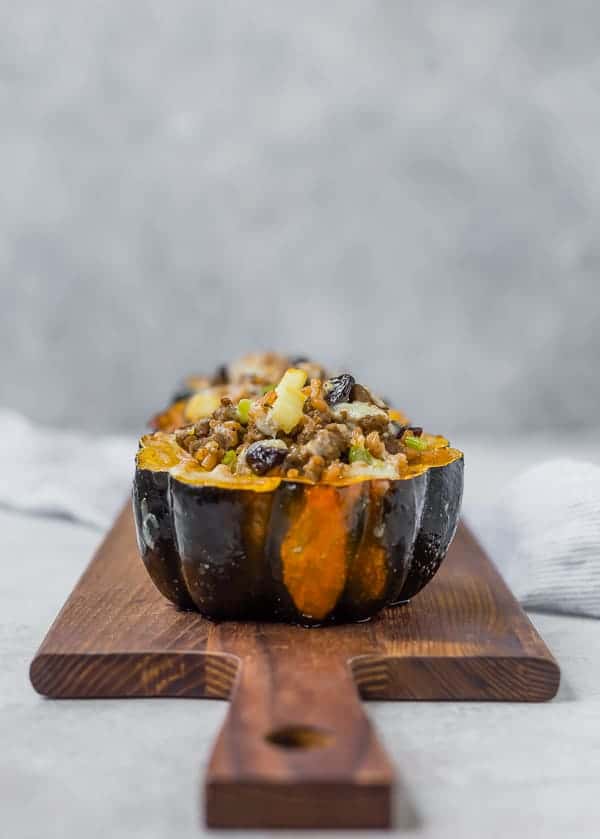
[276,368,307,392]
[183,390,222,422]
[270,368,308,433]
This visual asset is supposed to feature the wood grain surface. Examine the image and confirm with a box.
[30,506,560,829]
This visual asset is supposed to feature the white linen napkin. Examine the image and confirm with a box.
[0,409,135,530]
[469,459,600,619]
[1,409,599,617]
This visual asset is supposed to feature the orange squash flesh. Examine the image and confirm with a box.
[280,485,357,621]
[346,481,389,604]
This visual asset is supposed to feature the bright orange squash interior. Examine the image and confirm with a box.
[280,485,358,621]
[346,480,389,603]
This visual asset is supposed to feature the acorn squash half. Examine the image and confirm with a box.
[133,431,463,625]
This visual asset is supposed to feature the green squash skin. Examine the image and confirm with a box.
[398,457,464,601]
[132,469,195,610]
[132,456,464,625]
[170,480,274,620]
[378,473,430,603]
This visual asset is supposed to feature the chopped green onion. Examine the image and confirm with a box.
[404,435,428,452]
[236,398,251,425]
[222,450,237,469]
[348,446,375,465]
[261,384,275,394]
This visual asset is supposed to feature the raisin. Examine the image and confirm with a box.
[408,425,423,437]
[246,442,287,476]
[389,422,408,438]
[290,355,309,365]
[323,374,355,406]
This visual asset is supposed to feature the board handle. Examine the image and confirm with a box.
[205,652,394,829]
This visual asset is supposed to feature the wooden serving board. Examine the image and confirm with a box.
[30,507,559,830]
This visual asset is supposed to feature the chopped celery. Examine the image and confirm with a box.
[348,446,375,465]
[236,398,251,425]
[404,435,428,452]
[222,450,237,469]
[261,384,275,394]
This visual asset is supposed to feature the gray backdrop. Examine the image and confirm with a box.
[2,1,599,434]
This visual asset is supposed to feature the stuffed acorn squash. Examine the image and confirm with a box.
[134,367,463,625]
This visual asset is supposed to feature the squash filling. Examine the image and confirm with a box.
[150,368,460,489]
[144,368,461,486]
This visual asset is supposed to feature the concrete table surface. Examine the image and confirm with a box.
[2,436,600,838]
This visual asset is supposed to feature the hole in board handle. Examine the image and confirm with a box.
[265,725,333,750]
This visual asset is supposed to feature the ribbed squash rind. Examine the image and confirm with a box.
[133,441,463,625]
